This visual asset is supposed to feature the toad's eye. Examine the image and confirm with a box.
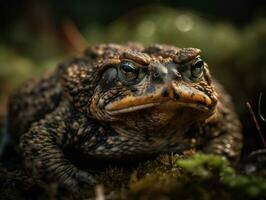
[191,58,204,79]
[121,61,136,73]
[119,61,144,84]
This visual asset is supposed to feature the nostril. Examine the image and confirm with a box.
[161,88,169,97]
[151,64,168,83]
[173,90,180,100]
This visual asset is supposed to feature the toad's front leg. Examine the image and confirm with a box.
[200,86,243,162]
[19,103,95,190]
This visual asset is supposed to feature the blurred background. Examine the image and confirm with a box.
[0,0,266,158]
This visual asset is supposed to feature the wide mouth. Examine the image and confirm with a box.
[106,102,161,115]
[105,82,216,116]
[106,100,215,116]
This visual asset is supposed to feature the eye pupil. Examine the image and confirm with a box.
[192,59,204,69]
[121,62,135,72]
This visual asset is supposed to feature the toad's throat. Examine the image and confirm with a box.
[105,83,216,115]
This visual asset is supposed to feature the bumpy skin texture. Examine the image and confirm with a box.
[8,43,242,189]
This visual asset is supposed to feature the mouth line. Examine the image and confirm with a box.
[106,102,161,115]
[175,101,215,112]
[105,100,214,116]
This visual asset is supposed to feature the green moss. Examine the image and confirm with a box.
[175,153,266,199]
[176,153,235,178]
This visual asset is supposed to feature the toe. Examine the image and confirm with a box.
[75,170,96,184]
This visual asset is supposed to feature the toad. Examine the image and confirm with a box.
[7,43,242,188]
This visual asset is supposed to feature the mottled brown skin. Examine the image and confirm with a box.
[7,43,242,189]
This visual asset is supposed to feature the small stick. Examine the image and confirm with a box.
[95,185,105,200]
[258,92,266,122]
[62,20,89,53]
[246,102,266,148]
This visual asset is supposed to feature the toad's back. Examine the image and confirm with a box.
[7,72,62,137]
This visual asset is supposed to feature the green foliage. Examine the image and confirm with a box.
[176,153,235,178]
[84,7,242,63]
[176,153,266,199]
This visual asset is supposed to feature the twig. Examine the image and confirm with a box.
[246,102,266,148]
[62,19,89,53]
[258,92,266,122]
[95,185,105,200]
[85,185,120,200]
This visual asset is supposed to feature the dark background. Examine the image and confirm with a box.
[0,0,265,28]
[0,0,266,158]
